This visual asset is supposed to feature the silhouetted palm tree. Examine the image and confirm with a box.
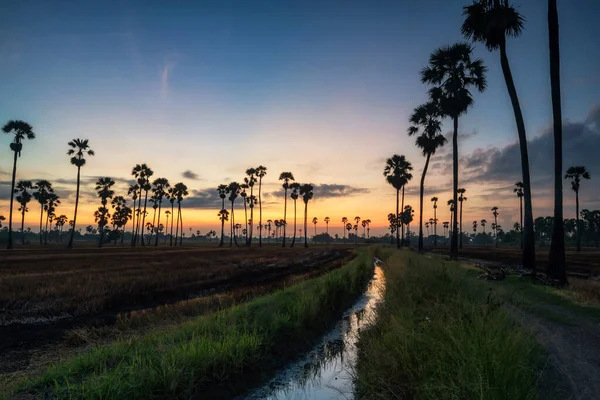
[217,184,228,247]
[514,182,524,249]
[565,166,591,252]
[342,217,348,241]
[111,196,128,244]
[401,207,414,243]
[443,221,449,238]
[173,182,188,246]
[240,183,249,243]
[481,219,487,235]
[218,209,229,242]
[279,172,295,246]
[33,180,53,245]
[300,184,314,248]
[473,221,478,236]
[167,187,176,246]
[431,197,439,248]
[151,178,170,246]
[312,217,318,242]
[227,182,241,247]
[354,216,361,245]
[388,213,397,244]
[44,193,60,244]
[95,177,115,247]
[127,183,139,244]
[14,180,33,245]
[2,120,35,249]
[408,102,446,251]
[324,216,330,238]
[255,166,267,247]
[421,43,486,259]
[462,0,534,271]
[448,199,454,243]
[290,183,300,247]
[457,188,467,249]
[55,214,68,243]
[266,219,273,242]
[246,168,257,245]
[164,210,171,244]
[132,164,153,246]
[67,139,94,249]
[491,207,499,248]
[383,154,413,248]
[425,221,430,237]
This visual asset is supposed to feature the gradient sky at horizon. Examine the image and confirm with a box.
[1,0,600,236]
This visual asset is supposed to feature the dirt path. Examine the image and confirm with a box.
[512,304,600,400]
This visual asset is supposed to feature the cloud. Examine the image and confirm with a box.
[314,184,370,198]
[160,55,179,98]
[182,170,201,180]
[182,189,223,209]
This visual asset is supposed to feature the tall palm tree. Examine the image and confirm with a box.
[383,154,413,248]
[290,182,300,247]
[227,182,241,247]
[514,182,524,249]
[324,216,331,240]
[345,223,353,242]
[33,180,53,245]
[448,199,454,244]
[300,184,314,248]
[132,164,153,246]
[491,207,499,248]
[217,184,228,247]
[481,219,487,235]
[55,214,68,243]
[354,216,361,245]
[313,217,318,242]
[547,0,566,282]
[152,178,170,246]
[279,172,295,246]
[14,180,33,245]
[95,177,115,247]
[44,193,60,244]
[127,184,139,245]
[565,166,591,252]
[342,217,348,241]
[388,213,397,244]
[421,43,486,259]
[172,182,188,246]
[361,220,367,238]
[245,168,257,245]
[457,188,467,249]
[67,139,94,248]
[255,166,267,247]
[167,187,176,246]
[111,196,128,244]
[2,120,35,249]
[164,210,171,244]
[431,197,439,248]
[462,0,534,271]
[408,102,446,251]
[266,219,273,242]
[240,182,249,244]
[401,207,414,243]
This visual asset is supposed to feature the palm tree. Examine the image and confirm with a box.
[443,221,449,238]
[55,214,68,243]
[14,180,33,245]
[255,166,267,247]
[127,184,139,245]
[2,120,35,249]
[547,0,566,282]
[111,196,128,244]
[431,197,439,248]
[345,223,353,241]
[44,193,60,244]
[354,216,361,245]
[279,172,295,247]
[290,183,300,247]
[473,220,478,237]
[401,206,414,244]
[167,187,176,246]
[408,102,446,252]
[324,216,331,239]
[150,178,170,246]
[240,183,249,244]
[172,182,188,246]
[514,182,524,249]
[457,188,467,249]
[565,166,591,252]
[66,139,94,248]
[227,182,241,247]
[462,0,534,271]
[33,180,53,245]
[481,219,487,235]
[300,184,314,248]
[421,43,486,259]
[245,168,257,245]
[131,164,153,246]
[266,219,273,242]
[217,184,228,247]
[312,217,318,242]
[388,213,397,244]
[491,207,499,248]
[365,219,371,239]
[448,199,455,244]
[164,210,171,244]
[425,222,430,237]
[95,177,115,247]
[342,217,348,241]
[383,154,413,248]
[361,220,367,238]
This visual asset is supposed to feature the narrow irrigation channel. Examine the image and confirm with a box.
[242,258,386,400]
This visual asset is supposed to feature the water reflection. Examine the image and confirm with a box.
[243,261,386,400]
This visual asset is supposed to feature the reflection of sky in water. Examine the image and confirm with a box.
[243,264,385,400]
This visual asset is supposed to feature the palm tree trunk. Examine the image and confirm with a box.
[282,188,288,247]
[451,117,459,259]
[433,206,437,248]
[140,190,149,247]
[396,189,400,249]
[134,192,143,245]
[243,198,248,245]
[401,185,405,245]
[99,222,104,247]
[170,203,175,246]
[149,207,157,245]
[179,203,183,246]
[418,153,431,252]
[291,199,297,247]
[520,197,524,249]
[130,204,136,246]
[546,0,567,283]
[249,186,254,246]
[232,201,239,247]
[258,177,263,247]
[155,201,162,247]
[6,151,18,249]
[449,208,453,244]
[44,211,50,245]
[39,206,44,245]
[219,199,225,247]
[499,41,536,274]
[304,202,308,248]
[576,191,581,251]
[20,210,26,245]
[175,202,180,246]
[459,201,463,249]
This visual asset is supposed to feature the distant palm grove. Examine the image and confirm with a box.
[0,1,596,285]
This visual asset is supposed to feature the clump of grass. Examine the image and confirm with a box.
[567,278,600,306]
[354,251,543,400]
[8,250,374,399]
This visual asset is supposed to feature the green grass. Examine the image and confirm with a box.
[354,251,543,400]
[7,250,374,400]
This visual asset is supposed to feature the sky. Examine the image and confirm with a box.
[1,0,600,236]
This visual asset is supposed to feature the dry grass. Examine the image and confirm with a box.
[566,278,600,306]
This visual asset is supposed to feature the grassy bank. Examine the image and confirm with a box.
[7,250,373,399]
[354,251,543,400]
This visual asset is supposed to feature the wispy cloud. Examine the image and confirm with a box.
[182,170,201,180]
[160,54,180,98]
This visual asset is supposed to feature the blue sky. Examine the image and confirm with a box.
[1,0,599,231]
